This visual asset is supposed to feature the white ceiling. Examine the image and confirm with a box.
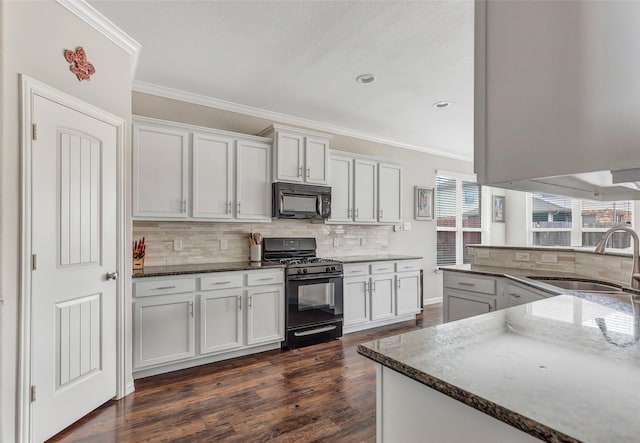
[89,0,475,160]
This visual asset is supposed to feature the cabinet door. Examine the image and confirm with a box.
[305,136,329,184]
[344,276,369,326]
[133,294,195,369]
[246,285,284,346]
[200,289,243,355]
[133,124,189,218]
[371,275,395,320]
[378,162,402,223]
[444,290,495,323]
[329,155,354,222]
[275,131,304,182]
[354,159,378,223]
[396,272,421,316]
[192,133,234,219]
[236,140,271,221]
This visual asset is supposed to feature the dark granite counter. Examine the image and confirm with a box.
[330,255,422,264]
[358,293,640,443]
[132,261,285,278]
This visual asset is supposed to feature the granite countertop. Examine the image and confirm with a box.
[358,294,640,443]
[132,261,285,278]
[329,255,422,264]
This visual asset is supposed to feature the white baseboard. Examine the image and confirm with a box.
[423,296,442,306]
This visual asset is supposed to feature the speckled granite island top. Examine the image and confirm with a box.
[358,294,640,443]
[329,255,422,264]
[132,261,285,278]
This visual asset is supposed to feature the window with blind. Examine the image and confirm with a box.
[530,194,633,249]
[436,176,482,265]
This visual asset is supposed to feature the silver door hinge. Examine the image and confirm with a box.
[32,123,38,141]
[30,385,36,402]
[32,254,37,271]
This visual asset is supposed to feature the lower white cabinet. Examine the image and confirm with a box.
[246,285,285,345]
[133,294,196,369]
[444,290,496,323]
[133,269,284,377]
[343,260,422,333]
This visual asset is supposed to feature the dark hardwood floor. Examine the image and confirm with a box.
[50,304,443,443]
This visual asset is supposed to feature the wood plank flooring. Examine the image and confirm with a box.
[49,304,443,443]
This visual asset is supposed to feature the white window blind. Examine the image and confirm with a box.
[436,176,482,266]
[531,193,573,246]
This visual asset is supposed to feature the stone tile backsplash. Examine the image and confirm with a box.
[133,220,391,266]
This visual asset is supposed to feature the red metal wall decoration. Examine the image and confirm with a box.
[64,47,95,81]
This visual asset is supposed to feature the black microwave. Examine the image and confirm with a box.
[272,182,331,220]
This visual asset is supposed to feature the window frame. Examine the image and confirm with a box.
[436,171,487,266]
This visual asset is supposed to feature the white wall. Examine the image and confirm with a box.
[132,91,475,303]
[1,2,133,440]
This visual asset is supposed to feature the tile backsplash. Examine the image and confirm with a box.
[133,220,391,266]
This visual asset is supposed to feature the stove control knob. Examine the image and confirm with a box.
[303,268,308,274]
[330,266,336,271]
[297,269,303,274]
[325,266,331,272]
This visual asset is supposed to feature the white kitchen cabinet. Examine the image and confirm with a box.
[133,116,272,222]
[133,123,189,218]
[344,276,369,327]
[378,162,402,223]
[260,124,331,185]
[475,1,640,200]
[396,272,421,316]
[133,293,195,369]
[329,155,353,222]
[354,158,378,223]
[199,289,243,355]
[343,260,422,333]
[444,290,496,323]
[132,269,285,378]
[328,151,402,225]
[246,285,284,345]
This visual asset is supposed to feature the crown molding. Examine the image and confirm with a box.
[132,80,473,163]
[57,0,142,79]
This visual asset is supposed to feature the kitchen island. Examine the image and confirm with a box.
[358,293,640,443]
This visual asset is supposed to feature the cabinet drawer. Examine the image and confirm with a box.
[199,273,243,290]
[134,278,196,297]
[371,262,395,275]
[396,260,420,273]
[344,264,370,277]
[444,274,496,295]
[247,270,283,286]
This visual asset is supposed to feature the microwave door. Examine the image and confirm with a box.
[281,193,318,217]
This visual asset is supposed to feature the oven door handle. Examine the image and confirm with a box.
[287,273,343,281]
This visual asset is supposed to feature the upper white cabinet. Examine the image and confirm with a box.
[328,151,402,225]
[259,124,331,185]
[133,123,189,218]
[133,117,272,222]
[475,1,640,199]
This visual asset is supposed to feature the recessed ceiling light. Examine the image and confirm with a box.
[433,101,451,108]
[356,74,376,84]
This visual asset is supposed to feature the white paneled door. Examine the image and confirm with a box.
[31,94,117,441]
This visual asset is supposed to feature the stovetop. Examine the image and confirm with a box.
[271,257,342,267]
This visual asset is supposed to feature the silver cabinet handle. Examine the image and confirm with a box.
[227,201,232,214]
[364,281,369,293]
[189,301,194,317]
[211,281,231,285]
[237,202,241,214]
[259,277,274,281]
[182,199,187,212]
[378,209,383,219]
[154,285,176,290]
[508,292,522,298]
[238,298,242,311]
[106,271,118,281]
[306,166,310,178]
[355,208,359,219]
[396,279,401,289]
[347,208,352,218]
[458,282,475,286]
[298,166,303,177]
[372,282,376,293]
[248,295,252,308]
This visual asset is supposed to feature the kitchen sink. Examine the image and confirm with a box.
[529,278,622,293]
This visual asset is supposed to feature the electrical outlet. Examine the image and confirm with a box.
[173,239,182,252]
[476,250,490,259]
[333,238,339,247]
[403,222,412,231]
[541,253,557,263]
[360,238,366,246]
[220,239,228,250]
[515,252,530,261]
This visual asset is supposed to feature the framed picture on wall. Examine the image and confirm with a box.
[415,186,434,221]
[493,195,506,222]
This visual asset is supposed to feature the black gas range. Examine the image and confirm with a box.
[263,238,344,348]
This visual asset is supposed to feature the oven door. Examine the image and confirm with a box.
[286,274,343,329]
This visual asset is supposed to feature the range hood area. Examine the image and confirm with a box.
[494,169,640,201]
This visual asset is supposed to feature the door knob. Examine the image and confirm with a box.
[106,271,119,281]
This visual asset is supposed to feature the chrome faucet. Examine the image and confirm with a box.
[594,226,640,289]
